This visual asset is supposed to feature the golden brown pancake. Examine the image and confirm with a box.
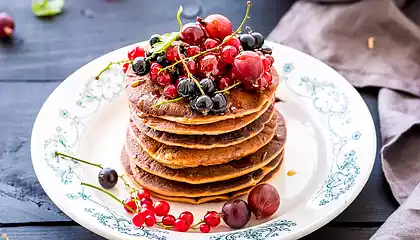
[122,148,283,198]
[133,105,274,149]
[131,102,273,136]
[124,122,286,183]
[130,112,281,168]
[124,67,279,125]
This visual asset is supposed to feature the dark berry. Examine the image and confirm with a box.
[177,78,197,97]
[260,45,272,55]
[132,57,150,76]
[149,34,161,46]
[0,13,15,39]
[251,32,264,48]
[98,168,118,189]
[146,51,161,62]
[211,93,227,114]
[199,78,215,95]
[239,34,256,51]
[156,55,171,67]
[194,95,213,112]
[222,199,251,229]
[164,84,179,99]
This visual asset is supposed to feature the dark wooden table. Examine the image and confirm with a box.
[0,0,403,239]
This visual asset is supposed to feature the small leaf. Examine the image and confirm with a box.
[32,0,64,17]
[150,32,179,55]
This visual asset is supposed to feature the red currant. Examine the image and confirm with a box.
[265,54,275,64]
[199,224,211,233]
[145,215,156,227]
[201,38,220,51]
[199,54,221,76]
[128,46,146,61]
[163,84,179,99]
[123,197,137,214]
[186,46,200,57]
[217,77,232,90]
[261,56,271,72]
[132,213,145,227]
[179,211,194,226]
[140,207,154,218]
[166,46,180,62]
[181,23,205,46]
[150,63,162,83]
[220,46,238,64]
[204,211,221,227]
[137,188,151,200]
[154,200,171,217]
[232,51,264,86]
[173,219,189,232]
[123,62,130,74]
[223,36,241,50]
[157,71,172,86]
[255,75,268,90]
[162,214,176,226]
[186,60,197,75]
[140,197,154,208]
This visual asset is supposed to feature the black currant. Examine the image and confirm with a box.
[211,93,227,114]
[199,78,215,95]
[260,45,272,55]
[98,168,119,189]
[132,57,151,76]
[146,50,161,62]
[156,55,172,67]
[194,95,213,112]
[239,34,256,51]
[177,78,197,97]
[149,34,161,46]
[251,32,264,49]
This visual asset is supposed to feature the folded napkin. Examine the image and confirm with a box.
[268,0,420,238]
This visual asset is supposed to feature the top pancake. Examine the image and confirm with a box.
[124,67,280,125]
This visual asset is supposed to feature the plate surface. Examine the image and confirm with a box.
[31,42,376,240]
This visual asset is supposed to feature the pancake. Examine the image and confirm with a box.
[134,105,275,149]
[124,121,286,183]
[130,112,281,168]
[124,66,280,125]
[122,148,284,198]
[131,102,273,136]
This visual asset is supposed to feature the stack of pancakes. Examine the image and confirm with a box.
[121,67,286,204]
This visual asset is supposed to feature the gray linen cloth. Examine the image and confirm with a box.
[268,0,420,238]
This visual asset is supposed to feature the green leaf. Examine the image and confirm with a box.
[32,0,64,17]
[150,32,179,55]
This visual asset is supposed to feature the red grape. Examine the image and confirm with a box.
[232,51,264,85]
[222,199,251,229]
[154,200,171,216]
[220,46,238,64]
[181,23,205,46]
[186,46,200,57]
[201,14,232,40]
[201,38,220,50]
[198,54,219,75]
[0,12,14,39]
[223,36,241,50]
[247,183,280,219]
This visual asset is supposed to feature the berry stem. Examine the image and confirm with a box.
[55,151,103,169]
[160,1,252,73]
[81,182,135,213]
[96,59,129,80]
[215,81,241,94]
[156,222,173,230]
[189,219,205,230]
[177,6,183,33]
[152,96,184,108]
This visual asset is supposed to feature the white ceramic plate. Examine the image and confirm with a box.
[31,42,376,240]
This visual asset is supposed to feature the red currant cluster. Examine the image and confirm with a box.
[123,188,222,233]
